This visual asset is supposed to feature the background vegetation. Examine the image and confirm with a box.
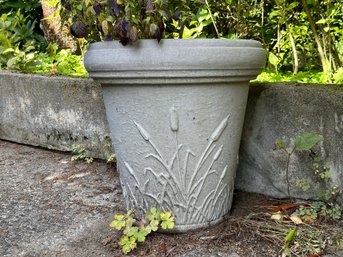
[0,0,342,83]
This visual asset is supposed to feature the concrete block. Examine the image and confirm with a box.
[236,83,343,205]
[0,71,110,158]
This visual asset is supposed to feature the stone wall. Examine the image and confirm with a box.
[0,71,110,158]
[1,71,342,204]
[236,83,343,205]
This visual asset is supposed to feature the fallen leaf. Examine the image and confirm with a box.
[271,212,284,221]
[263,203,302,212]
[289,214,303,224]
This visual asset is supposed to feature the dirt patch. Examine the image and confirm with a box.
[102,190,343,257]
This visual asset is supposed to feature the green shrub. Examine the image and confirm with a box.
[255,70,343,84]
[0,9,46,70]
[29,44,88,76]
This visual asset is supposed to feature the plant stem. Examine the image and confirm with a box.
[285,152,291,198]
[283,148,294,198]
[204,0,220,38]
[287,28,299,74]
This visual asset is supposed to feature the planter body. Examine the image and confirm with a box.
[84,39,265,232]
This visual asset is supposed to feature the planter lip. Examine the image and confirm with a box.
[84,38,266,85]
[88,38,263,49]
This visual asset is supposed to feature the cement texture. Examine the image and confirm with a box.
[0,140,123,257]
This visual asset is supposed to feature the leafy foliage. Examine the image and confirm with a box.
[276,132,323,153]
[0,9,46,70]
[56,0,342,80]
[296,201,342,222]
[1,0,342,81]
[0,0,43,23]
[29,44,88,76]
[255,70,343,84]
[109,208,175,254]
[293,132,323,152]
[59,0,206,45]
[197,0,343,80]
[0,1,87,76]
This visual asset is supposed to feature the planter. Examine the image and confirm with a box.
[84,39,265,232]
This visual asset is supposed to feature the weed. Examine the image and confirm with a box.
[275,132,323,197]
[110,208,175,254]
[103,140,116,164]
[295,179,311,192]
[71,140,116,165]
[71,144,93,164]
[275,132,342,223]
[296,202,342,222]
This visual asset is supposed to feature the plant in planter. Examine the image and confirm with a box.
[59,0,194,44]
[60,0,266,232]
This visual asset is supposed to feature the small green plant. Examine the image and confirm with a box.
[71,141,116,164]
[105,152,116,164]
[296,160,340,203]
[276,132,342,222]
[294,147,341,222]
[282,228,297,253]
[275,131,323,197]
[110,208,175,254]
[103,139,116,164]
[309,157,341,203]
[312,157,331,181]
[71,144,93,164]
[295,178,311,192]
[296,201,341,222]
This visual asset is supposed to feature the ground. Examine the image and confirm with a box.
[0,140,342,257]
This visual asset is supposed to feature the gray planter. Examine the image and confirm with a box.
[84,39,265,232]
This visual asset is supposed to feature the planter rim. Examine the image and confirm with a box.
[84,38,266,85]
[88,38,263,49]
